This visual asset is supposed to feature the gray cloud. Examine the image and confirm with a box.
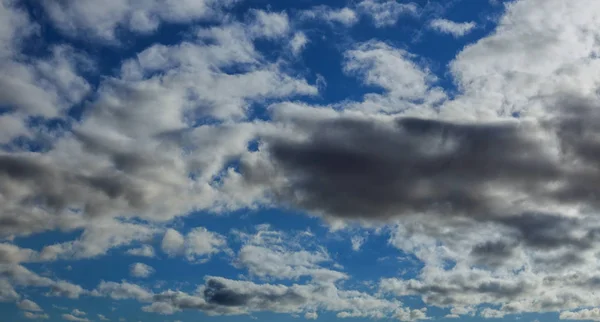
[146,276,423,320]
[95,276,424,320]
[238,102,600,317]
[203,278,307,308]
[243,99,600,227]
[5,0,600,319]
[242,115,551,220]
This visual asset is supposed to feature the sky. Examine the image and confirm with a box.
[4,0,600,321]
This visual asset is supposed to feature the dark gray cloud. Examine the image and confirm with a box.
[493,212,596,251]
[203,278,307,309]
[243,102,600,226]
[469,240,517,268]
[0,152,148,237]
[243,115,554,220]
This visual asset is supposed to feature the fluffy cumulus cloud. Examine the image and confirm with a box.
[129,262,155,278]
[4,0,600,321]
[161,227,226,262]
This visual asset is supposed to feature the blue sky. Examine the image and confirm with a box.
[3,0,600,322]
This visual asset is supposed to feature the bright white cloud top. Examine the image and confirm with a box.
[1,0,600,321]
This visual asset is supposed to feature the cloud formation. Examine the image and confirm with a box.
[133,276,426,321]
[4,0,600,321]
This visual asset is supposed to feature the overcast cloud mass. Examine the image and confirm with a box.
[2,0,600,321]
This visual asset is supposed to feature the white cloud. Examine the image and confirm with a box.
[0,3,92,149]
[290,32,309,56]
[480,308,505,319]
[62,313,90,322]
[40,0,239,41]
[92,281,153,302]
[71,309,86,316]
[357,0,418,27]
[429,18,476,37]
[394,307,428,322]
[184,227,227,262]
[39,220,158,261]
[24,312,49,319]
[560,308,600,321]
[444,306,475,318]
[142,301,179,315]
[344,41,434,98]
[0,278,19,302]
[125,245,155,258]
[300,6,358,26]
[326,7,359,26]
[234,225,347,283]
[445,0,600,121]
[0,243,38,263]
[161,229,185,257]
[248,10,290,39]
[130,263,155,278]
[98,314,110,321]
[0,45,91,119]
[305,311,318,319]
[161,227,226,262]
[342,40,445,114]
[0,0,38,58]
[350,236,366,251]
[18,299,43,312]
[0,264,86,300]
